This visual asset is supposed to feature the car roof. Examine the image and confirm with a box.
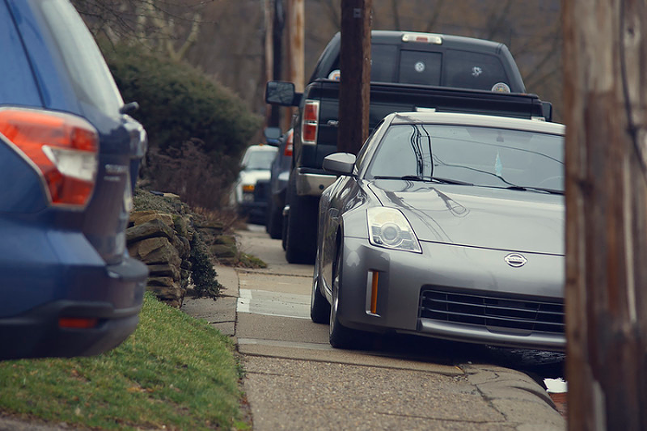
[387,112,565,135]
[328,30,505,53]
[246,144,278,152]
[241,144,278,164]
[370,30,504,52]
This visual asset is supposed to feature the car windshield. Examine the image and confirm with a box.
[244,150,276,170]
[367,123,564,193]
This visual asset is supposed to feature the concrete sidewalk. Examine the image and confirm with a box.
[182,263,566,431]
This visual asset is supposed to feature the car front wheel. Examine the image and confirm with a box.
[329,245,357,348]
[311,249,330,323]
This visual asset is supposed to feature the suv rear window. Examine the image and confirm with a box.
[0,1,41,106]
[34,0,123,115]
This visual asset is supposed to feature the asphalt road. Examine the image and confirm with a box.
[234,224,566,430]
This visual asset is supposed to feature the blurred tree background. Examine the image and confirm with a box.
[71,0,562,207]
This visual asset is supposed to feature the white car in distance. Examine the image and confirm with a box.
[233,144,278,224]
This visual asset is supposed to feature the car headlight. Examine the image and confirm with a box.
[367,207,421,253]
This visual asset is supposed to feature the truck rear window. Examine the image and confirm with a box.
[398,50,442,86]
[359,45,511,92]
[444,50,509,91]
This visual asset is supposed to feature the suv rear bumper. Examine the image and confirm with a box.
[296,168,336,196]
[0,256,147,360]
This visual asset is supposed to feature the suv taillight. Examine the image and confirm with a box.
[301,100,319,145]
[284,129,294,156]
[0,109,98,208]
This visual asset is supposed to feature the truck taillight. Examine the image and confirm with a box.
[0,109,98,208]
[402,32,443,44]
[284,129,294,156]
[302,100,319,145]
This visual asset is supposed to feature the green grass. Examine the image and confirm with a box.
[0,293,248,430]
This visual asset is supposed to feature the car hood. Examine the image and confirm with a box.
[368,180,564,255]
[239,170,271,184]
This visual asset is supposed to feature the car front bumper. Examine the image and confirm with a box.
[336,237,565,351]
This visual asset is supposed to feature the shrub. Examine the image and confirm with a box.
[189,231,222,298]
[101,42,262,205]
[146,138,233,209]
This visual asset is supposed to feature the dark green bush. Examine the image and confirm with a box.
[101,42,262,193]
[190,231,222,298]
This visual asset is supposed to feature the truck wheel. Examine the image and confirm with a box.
[281,214,288,251]
[284,180,317,264]
[266,199,283,239]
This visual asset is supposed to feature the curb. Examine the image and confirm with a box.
[464,364,565,430]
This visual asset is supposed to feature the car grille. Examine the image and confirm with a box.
[254,180,270,202]
[419,288,564,334]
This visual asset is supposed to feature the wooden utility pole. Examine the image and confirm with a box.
[263,0,274,127]
[338,0,372,154]
[284,0,304,132]
[563,0,647,430]
[270,0,284,127]
[263,0,285,128]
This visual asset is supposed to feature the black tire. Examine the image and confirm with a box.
[266,197,283,239]
[284,178,317,264]
[310,250,331,323]
[281,213,288,251]
[329,245,358,348]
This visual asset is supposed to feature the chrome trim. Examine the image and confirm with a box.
[504,253,528,268]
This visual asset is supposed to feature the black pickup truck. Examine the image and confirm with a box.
[266,30,552,263]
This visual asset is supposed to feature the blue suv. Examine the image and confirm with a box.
[0,0,148,360]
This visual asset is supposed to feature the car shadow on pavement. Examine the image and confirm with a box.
[351,332,565,388]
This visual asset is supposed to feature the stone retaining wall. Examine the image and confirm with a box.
[126,210,239,307]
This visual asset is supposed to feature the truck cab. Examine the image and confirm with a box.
[309,31,525,93]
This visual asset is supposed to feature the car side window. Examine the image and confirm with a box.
[367,125,421,178]
[356,119,387,172]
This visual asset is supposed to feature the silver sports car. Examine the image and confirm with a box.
[310,112,565,351]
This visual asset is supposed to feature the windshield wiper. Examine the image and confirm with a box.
[431,177,473,186]
[505,185,564,195]
[373,175,473,185]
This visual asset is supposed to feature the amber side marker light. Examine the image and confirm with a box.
[370,271,379,314]
[59,317,99,329]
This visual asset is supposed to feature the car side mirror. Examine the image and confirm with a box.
[323,153,356,176]
[264,127,282,146]
[541,101,553,122]
[265,81,302,106]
